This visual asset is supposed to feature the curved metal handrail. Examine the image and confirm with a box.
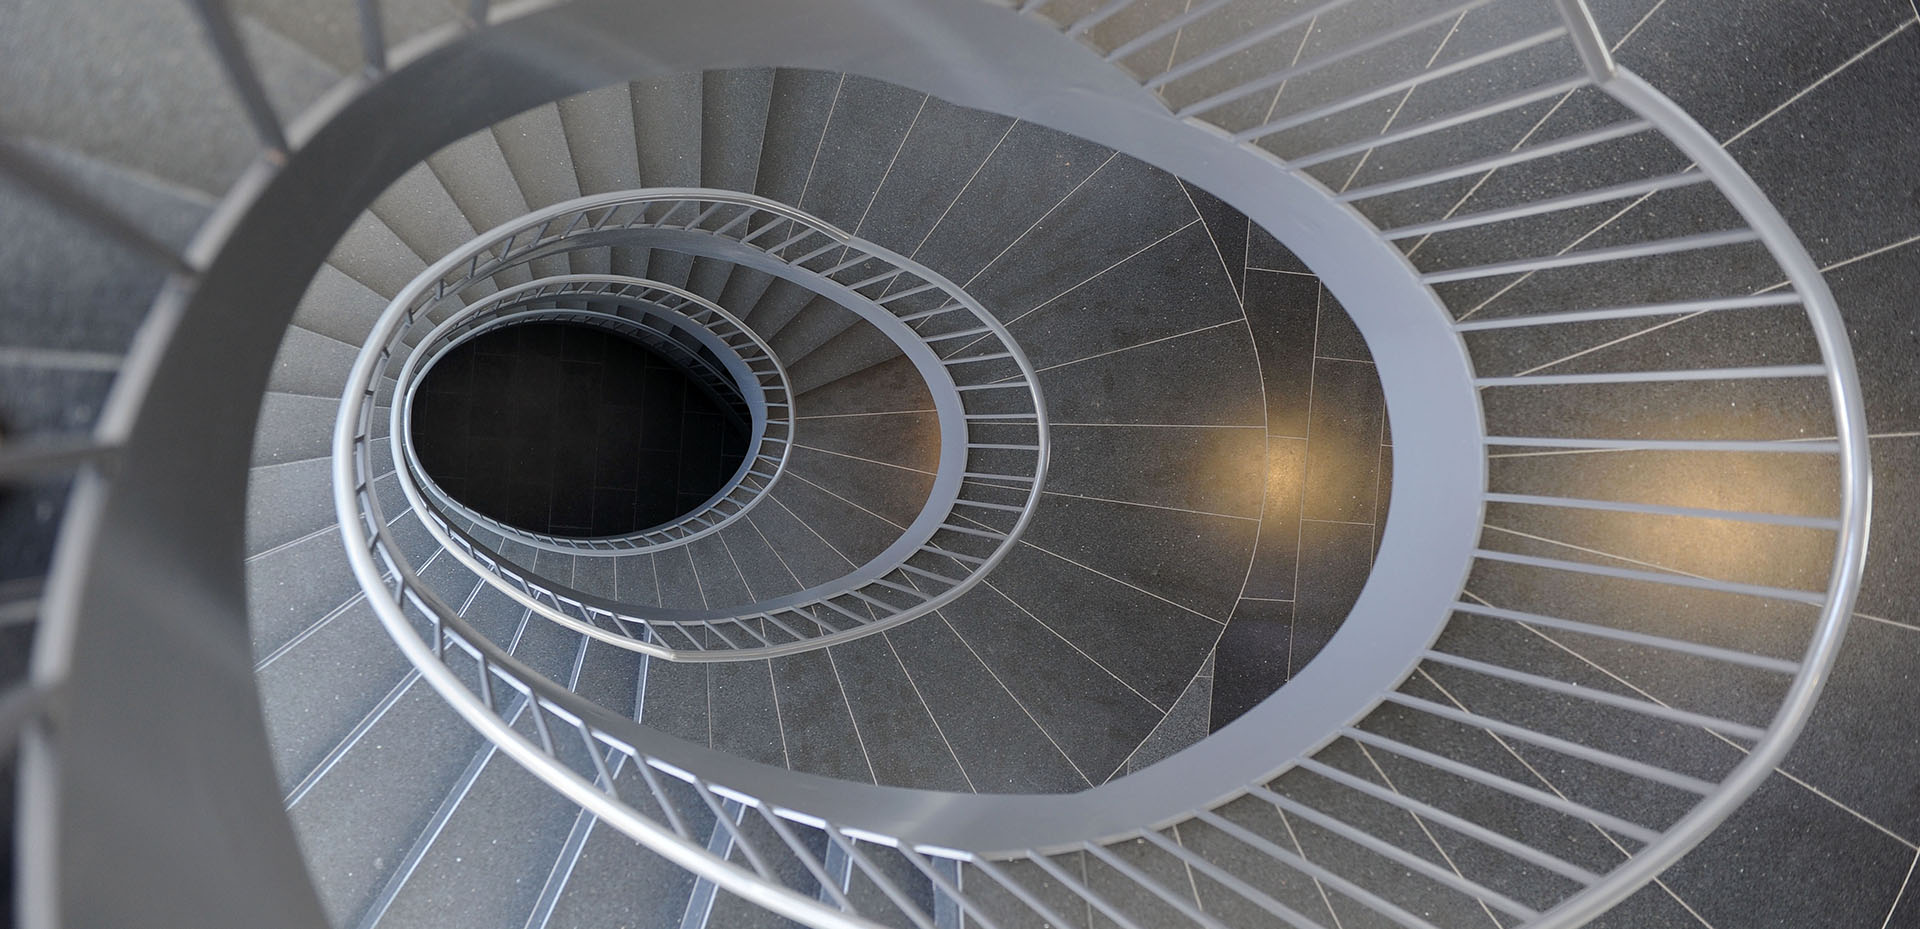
[345,189,1051,660]
[395,275,795,554]
[334,3,1868,929]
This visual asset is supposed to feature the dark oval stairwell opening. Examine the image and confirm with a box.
[409,322,750,537]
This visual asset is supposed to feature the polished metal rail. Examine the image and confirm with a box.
[395,275,794,555]
[339,1,1866,928]
[342,189,1050,661]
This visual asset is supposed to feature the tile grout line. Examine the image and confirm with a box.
[792,443,936,476]
[820,646,883,785]
[765,494,861,570]
[763,657,795,771]
[1503,606,1920,855]
[1460,15,1918,323]
[1334,9,1469,194]
[1881,848,1920,929]
[962,150,1121,290]
[1722,19,1917,149]
[1040,488,1258,522]
[983,577,1173,715]
[1413,662,1721,928]
[1403,0,1665,261]
[1016,538,1225,625]
[933,609,1097,788]
[1288,284,1324,676]
[1352,741,1508,929]
[846,93,929,241]
[1519,228,1920,375]
[1025,318,1243,376]
[907,119,1018,261]
[796,408,938,419]
[791,72,848,212]
[989,217,1202,339]
[878,629,979,793]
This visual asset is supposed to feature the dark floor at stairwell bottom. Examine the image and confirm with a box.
[409,321,750,538]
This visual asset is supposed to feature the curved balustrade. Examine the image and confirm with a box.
[334,1,1869,927]
[396,275,794,554]
[345,189,1050,660]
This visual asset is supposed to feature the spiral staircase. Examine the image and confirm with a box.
[0,0,1886,927]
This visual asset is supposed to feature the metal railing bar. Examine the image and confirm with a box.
[794,241,848,267]
[353,0,388,73]
[897,303,966,323]
[1336,727,1663,844]
[1191,807,1451,929]
[954,382,1030,392]
[1185,0,1506,117]
[0,139,195,274]
[684,202,727,229]
[863,577,935,600]
[1026,853,1151,929]
[1476,363,1827,387]
[633,762,694,840]
[1385,170,1709,239]
[1420,650,1769,741]
[1288,760,1606,885]
[0,437,121,482]
[1143,0,1360,90]
[1082,842,1230,929]
[760,611,811,642]
[1482,491,1840,531]
[1377,693,1718,794]
[898,847,1003,929]
[967,443,1042,451]
[962,471,1038,482]
[1454,291,1802,330]
[895,563,966,586]
[713,208,756,238]
[1451,599,1801,673]
[1472,548,1828,606]
[952,499,1027,514]
[1484,436,1840,454]
[691,784,778,882]
[182,0,292,150]
[1335,120,1652,202]
[1291,78,1590,170]
[919,545,988,566]
[757,808,855,913]
[580,723,618,790]
[819,599,871,626]
[826,832,940,929]
[1554,0,1618,79]
[967,858,1090,929]
[1104,0,1234,61]
[1067,0,1133,36]
[937,524,1009,540]
[1243,787,1541,920]
[1133,828,1360,929]
[945,352,1015,365]
[1224,27,1569,131]
[1421,228,1762,283]
[875,281,942,304]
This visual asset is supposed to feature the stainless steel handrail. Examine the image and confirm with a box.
[344,189,1050,661]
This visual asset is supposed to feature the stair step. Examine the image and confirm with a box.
[538,762,706,929]
[330,210,431,300]
[754,69,842,207]
[424,128,545,285]
[257,595,415,797]
[558,83,644,195]
[0,137,211,359]
[743,278,818,336]
[292,263,389,346]
[285,679,490,925]
[252,391,340,466]
[823,633,970,792]
[493,102,585,211]
[370,162,485,271]
[791,355,936,418]
[794,74,927,233]
[787,322,910,396]
[231,0,463,77]
[0,0,262,195]
[768,293,862,361]
[371,712,583,929]
[634,72,704,188]
[701,69,774,193]
[246,455,341,556]
[783,446,929,531]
